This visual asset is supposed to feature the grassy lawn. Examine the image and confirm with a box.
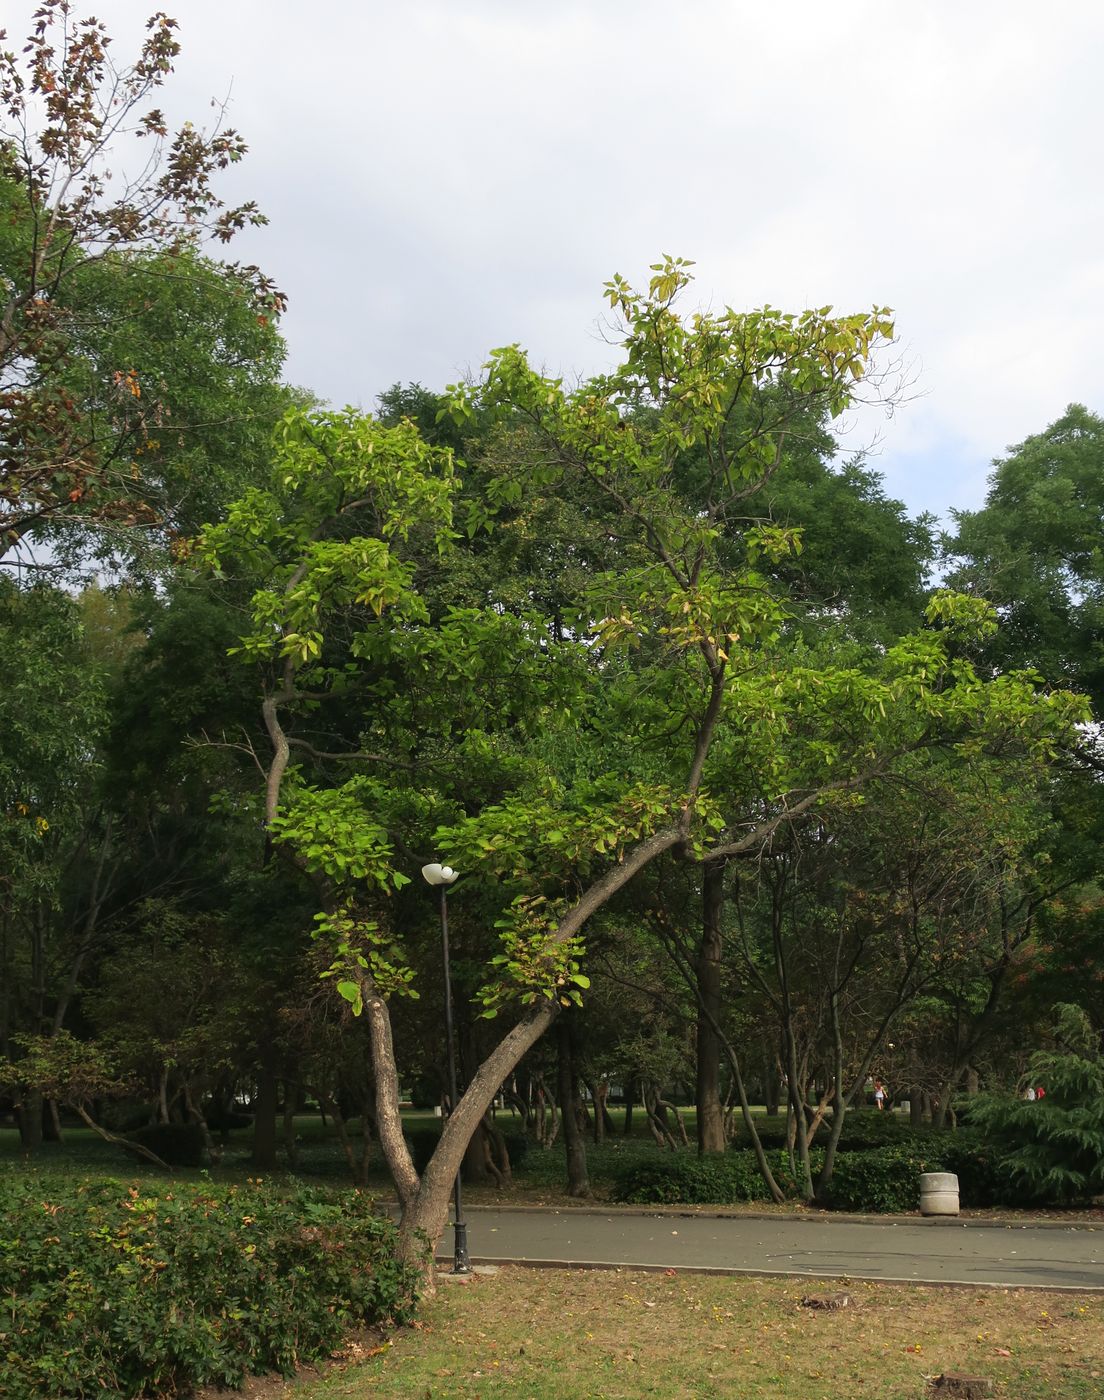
[298,1268,1104,1399]
[0,1109,733,1199]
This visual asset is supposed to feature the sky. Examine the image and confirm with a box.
[56,0,1104,522]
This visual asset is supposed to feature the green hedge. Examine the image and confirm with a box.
[404,1126,530,1176]
[729,1111,926,1152]
[610,1135,1010,1212]
[0,1176,417,1399]
[820,1145,943,1213]
[612,1149,817,1205]
[126,1122,206,1167]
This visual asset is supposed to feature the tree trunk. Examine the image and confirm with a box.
[44,1098,62,1142]
[464,1116,508,1185]
[909,1086,924,1127]
[281,1081,298,1169]
[556,1020,590,1197]
[623,1079,635,1136]
[764,1057,780,1116]
[589,1078,612,1144]
[391,992,560,1288]
[18,1089,43,1156]
[183,1083,220,1165]
[251,1061,278,1169]
[696,860,726,1154]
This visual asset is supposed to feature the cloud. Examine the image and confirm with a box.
[62,0,1104,517]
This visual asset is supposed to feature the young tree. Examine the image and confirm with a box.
[206,262,1085,1278]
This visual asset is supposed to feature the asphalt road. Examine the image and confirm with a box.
[434,1208,1104,1290]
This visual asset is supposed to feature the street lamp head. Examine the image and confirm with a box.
[421,862,459,886]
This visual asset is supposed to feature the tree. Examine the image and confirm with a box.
[1,1,282,563]
[205,260,1085,1279]
[967,1003,1104,1203]
[949,404,1104,706]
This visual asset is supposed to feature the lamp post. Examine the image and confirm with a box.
[420,861,471,1274]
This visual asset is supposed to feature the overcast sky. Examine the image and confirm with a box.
[69,0,1104,521]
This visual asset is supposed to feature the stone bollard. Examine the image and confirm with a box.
[919,1170,960,1216]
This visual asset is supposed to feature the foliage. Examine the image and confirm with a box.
[0,1176,417,1399]
[125,1122,205,1169]
[1,1,281,561]
[819,1144,945,1213]
[613,1148,810,1205]
[949,404,1104,705]
[729,1113,924,1152]
[965,1003,1104,1204]
[0,1031,124,1110]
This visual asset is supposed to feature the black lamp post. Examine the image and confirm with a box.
[420,861,471,1274]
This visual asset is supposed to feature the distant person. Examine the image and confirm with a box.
[873,1080,887,1111]
[1036,1085,1046,1100]
[1024,1085,1037,1101]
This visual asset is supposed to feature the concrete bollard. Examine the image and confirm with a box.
[920,1170,960,1216]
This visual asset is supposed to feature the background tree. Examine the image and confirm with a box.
[1,1,282,564]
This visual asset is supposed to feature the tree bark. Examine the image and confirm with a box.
[764,1056,781,1116]
[696,860,726,1154]
[557,1020,590,1197]
[623,1079,635,1136]
[251,1060,278,1169]
[18,1090,43,1156]
[393,996,559,1283]
[281,1081,299,1169]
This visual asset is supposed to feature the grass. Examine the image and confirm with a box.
[297,1267,1104,1399]
[0,1108,730,1198]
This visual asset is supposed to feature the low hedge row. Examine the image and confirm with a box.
[612,1130,1010,1212]
[404,1127,530,1175]
[729,1110,923,1152]
[614,1148,823,1205]
[0,1176,418,1400]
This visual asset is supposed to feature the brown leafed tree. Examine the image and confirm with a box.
[0,2,282,562]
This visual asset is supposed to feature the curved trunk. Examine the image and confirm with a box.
[390,996,560,1288]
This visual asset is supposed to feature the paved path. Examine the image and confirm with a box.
[434,1207,1104,1290]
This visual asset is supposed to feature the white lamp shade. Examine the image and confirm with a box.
[421,862,459,886]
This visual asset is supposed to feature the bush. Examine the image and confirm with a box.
[963,1004,1104,1206]
[500,1129,529,1171]
[204,1102,252,1133]
[0,1176,418,1399]
[820,1144,946,1213]
[936,1131,1005,1209]
[729,1111,927,1154]
[126,1122,206,1167]
[835,1112,926,1148]
[404,1127,440,1174]
[612,1148,813,1205]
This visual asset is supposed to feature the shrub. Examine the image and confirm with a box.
[126,1122,206,1167]
[835,1111,926,1148]
[729,1111,927,1154]
[0,1176,417,1399]
[404,1127,441,1173]
[820,1144,945,1213]
[937,1130,1006,1209]
[612,1148,813,1205]
[964,1004,1104,1206]
[204,1102,252,1133]
[500,1129,529,1171]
